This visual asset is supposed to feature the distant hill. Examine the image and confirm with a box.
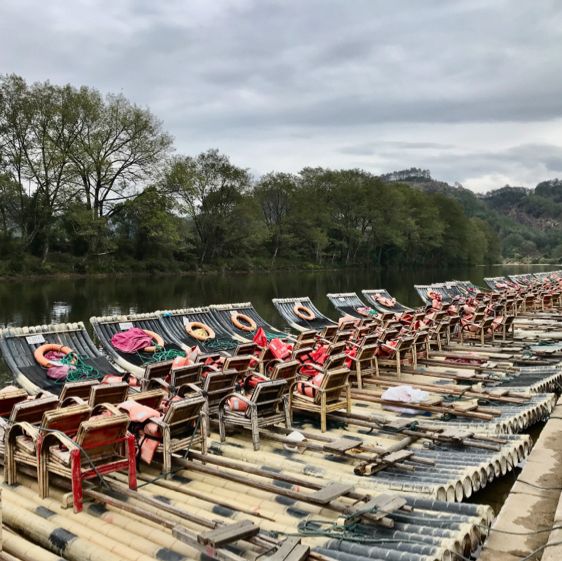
[381,170,562,261]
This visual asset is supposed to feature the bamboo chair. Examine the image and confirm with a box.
[218,379,290,450]
[126,388,167,410]
[289,365,351,432]
[347,344,378,389]
[37,408,136,512]
[4,403,91,488]
[143,360,174,382]
[0,395,59,456]
[267,360,300,390]
[291,329,318,350]
[200,369,239,426]
[59,381,129,408]
[0,387,28,418]
[221,355,255,375]
[143,362,203,394]
[133,394,207,475]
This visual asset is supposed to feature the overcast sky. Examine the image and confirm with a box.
[1,0,561,192]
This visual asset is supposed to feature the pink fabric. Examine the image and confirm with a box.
[44,350,65,362]
[47,365,72,380]
[111,328,152,353]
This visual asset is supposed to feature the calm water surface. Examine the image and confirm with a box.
[0,264,557,329]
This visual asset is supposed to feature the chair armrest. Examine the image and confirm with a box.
[6,421,40,444]
[218,392,253,411]
[59,396,87,408]
[92,402,123,417]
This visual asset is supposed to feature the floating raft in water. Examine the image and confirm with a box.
[157,306,240,353]
[273,297,336,332]
[210,302,289,342]
[90,312,185,377]
[0,322,123,395]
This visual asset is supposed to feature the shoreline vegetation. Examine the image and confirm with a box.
[1,75,560,279]
[0,258,557,282]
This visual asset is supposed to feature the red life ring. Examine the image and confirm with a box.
[293,304,315,321]
[34,343,75,368]
[142,329,165,353]
[230,312,257,332]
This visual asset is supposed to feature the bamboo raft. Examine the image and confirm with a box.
[0,271,562,561]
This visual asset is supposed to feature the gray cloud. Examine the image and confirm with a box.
[1,0,561,189]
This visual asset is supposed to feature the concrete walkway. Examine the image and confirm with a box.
[480,397,562,560]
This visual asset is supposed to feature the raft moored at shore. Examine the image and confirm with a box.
[210,302,289,342]
[90,312,184,377]
[0,322,123,395]
[273,297,336,332]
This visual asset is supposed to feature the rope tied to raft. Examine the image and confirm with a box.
[57,352,103,383]
[204,338,238,352]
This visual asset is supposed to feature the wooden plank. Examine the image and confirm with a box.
[382,450,413,464]
[198,520,259,547]
[323,438,363,453]
[266,537,310,561]
[346,494,407,522]
[309,482,354,504]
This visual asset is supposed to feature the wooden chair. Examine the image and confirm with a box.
[0,395,59,455]
[4,403,91,488]
[267,360,300,390]
[37,409,136,512]
[200,369,239,424]
[292,329,318,350]
[0,387,28,418]
[143,363,203,394]
[347,344,378,389]
[218,379,290,450]
[129,394,207,475]
[289,366,351,432]
[58,380,100,405]
[126,389,167,410]
[59,381,129,408]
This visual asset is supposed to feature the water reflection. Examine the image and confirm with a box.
[0,264,556,329]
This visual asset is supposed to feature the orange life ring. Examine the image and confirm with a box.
[34,343,75,368]
[142,329,165,353]
[185,321,215,341]
[230,312,257,332]
[293,304,315,321]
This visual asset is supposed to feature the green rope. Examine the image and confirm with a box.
[263,330,288,341]
[205,338,237,352]
[137,346,186,365]
[58,352,103,383]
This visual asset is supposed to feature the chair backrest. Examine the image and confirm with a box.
[294,330,317,349]
[234,342,260,355]
[74,413,130,462]
[162,395,206,439]
[90,382,130,407]
[9,396,59,424]
[268,360,300,389]
[223,355,255,374]
[202,370,239,410]
[360,333,379,347]
[355,344,378,363]
[171,363,203,388]
[324,353,348,371]
[58,381,99,404]
[0,388,28,418]
[319,325,338,341]
[144,360,173,382]
[315,367,350,405]
[41,403,92,437]
[328,340,348,356]
[127,389,166,410]
[247,380,287,418]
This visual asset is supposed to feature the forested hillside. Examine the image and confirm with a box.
[0,76,558,276]
[383,169,562,262]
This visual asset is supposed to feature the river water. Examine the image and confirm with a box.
[0,264,557,329]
